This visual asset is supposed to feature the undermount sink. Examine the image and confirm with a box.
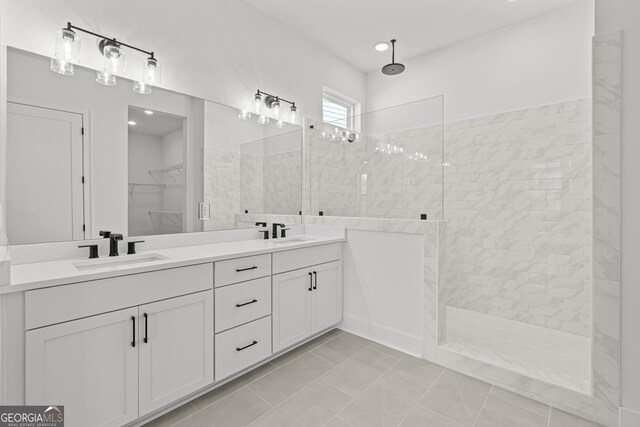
[272,236,315,245]
[73,253,169,271]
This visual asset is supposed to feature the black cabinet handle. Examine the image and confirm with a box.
[131,316,136,347]
[308,272,313,291]
[236,266,258,272]
[236,299,258,307]
[236,340,258,351]
[143,313,148,343]
[313,271,318,290]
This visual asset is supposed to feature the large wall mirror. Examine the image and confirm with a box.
[6,48,302,245]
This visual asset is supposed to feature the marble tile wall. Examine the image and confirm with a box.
[444,98,593,337]
[263,151,302,215]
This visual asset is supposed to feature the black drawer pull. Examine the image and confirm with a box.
[131,316,136,347]
[236,299,258,307]
[308,272,313,291]
[143,313,148,343]
[313,271,318,290]
[236,266,258,272]
[236,340,258,351]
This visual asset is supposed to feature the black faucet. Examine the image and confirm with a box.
[109,234,123,256]
[272,223,285,239]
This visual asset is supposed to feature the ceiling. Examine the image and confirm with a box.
[244,0,587,72]
[128,107,184,137]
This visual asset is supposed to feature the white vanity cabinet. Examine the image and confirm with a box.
[272,244,343,353]
[24,264,214,427]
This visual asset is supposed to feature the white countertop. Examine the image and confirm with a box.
[4,234,345,294]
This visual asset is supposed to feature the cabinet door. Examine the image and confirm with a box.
[26,307,139,427]
[272,268,313,353]
[312,261,343,334]
[138,290,214,416]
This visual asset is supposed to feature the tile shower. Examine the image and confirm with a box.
[308,50,619,422]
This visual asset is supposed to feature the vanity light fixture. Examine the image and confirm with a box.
[253,89,298,124]
[238,110,251,120]
[50,22,161,94]
[257,115,270,125]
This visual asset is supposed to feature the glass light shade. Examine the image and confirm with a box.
[133,81,151,95]
[96,70,116,86]
[103,44,125,74]
[290,106,298,124]
[143,57,161,85]
[257,115,269,125]
[54,28,80,64]
[254,94,262,115]
[276,120,286,129]
[238,110,251,120]
[50,58,74,75]
[272,100,281,120]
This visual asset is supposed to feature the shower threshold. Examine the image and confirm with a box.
[439,306,591,394]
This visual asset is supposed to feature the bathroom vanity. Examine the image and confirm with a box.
[1,234,343,427]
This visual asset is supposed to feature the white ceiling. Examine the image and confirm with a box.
[128,107,184,137]
[244,0,587,72]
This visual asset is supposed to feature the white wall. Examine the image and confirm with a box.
[366,0,594,121]
[596,0,640,424]
[0,0,366,122]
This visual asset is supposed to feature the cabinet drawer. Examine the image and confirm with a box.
[215,277,271,333]
[215,316,272,381]
[272,243,341,274]
[215,254,271,287]
[25,263,213,330]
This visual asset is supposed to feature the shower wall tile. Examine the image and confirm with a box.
[443,98,593,337]
[263,151,302,215]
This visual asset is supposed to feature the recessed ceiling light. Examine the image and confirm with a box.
[374,41,390,52]
[128,121,136,126]
[144,110,154,115]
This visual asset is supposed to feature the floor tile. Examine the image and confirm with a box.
[366,342,406,359]
[142,402,197,427]
[400,405,463,427]
[250,380,352,427]
[174,388,270,427]
[337,370,428,427]
[271,334,335,367]
[324,417,352,427]
[323,346,399,396]
[549,408,604,427]
[247,353,334,407]
[191,362,276,410]
[475,387,549,427]
[311,332,371,364]
[419,370,492,427]
[387,355,444,389]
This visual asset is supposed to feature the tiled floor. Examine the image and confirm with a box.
[144,329,603,427]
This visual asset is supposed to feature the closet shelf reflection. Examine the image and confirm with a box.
[128,182,182,196]
[148,210,183,226]
[148,163,183,182]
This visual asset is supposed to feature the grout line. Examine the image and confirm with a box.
[471,384,494,427]
[335,415,356,427]
[396,367,447,426]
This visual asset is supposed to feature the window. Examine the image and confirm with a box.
[322,88,358,130]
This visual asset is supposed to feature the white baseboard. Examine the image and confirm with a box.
[620,407,640,427]
[339,314,422,357]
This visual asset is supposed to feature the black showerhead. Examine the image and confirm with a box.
[382,39,405,75]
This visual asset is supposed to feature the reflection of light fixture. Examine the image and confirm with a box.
[238,110,251,120]
[51,27,80,75]
[96,70,116,86]
[276,120,286,129]
[128,121,136,126]
[254,93,262,114]
[257,115,269,125]
[50,22,161,93]
[133,81,151,94]
[290,104,298,124]
[144,110,154,115]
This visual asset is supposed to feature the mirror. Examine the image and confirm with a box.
[5,48,302,245]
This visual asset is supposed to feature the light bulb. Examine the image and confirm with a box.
[96,70,116,86]
[143,57,161,85]
[276,120,286,129]
[103,43,124,74]
[238,110,251,120]
[50,58,74,75]
[257,115,269,125]
[133,81,151,95]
